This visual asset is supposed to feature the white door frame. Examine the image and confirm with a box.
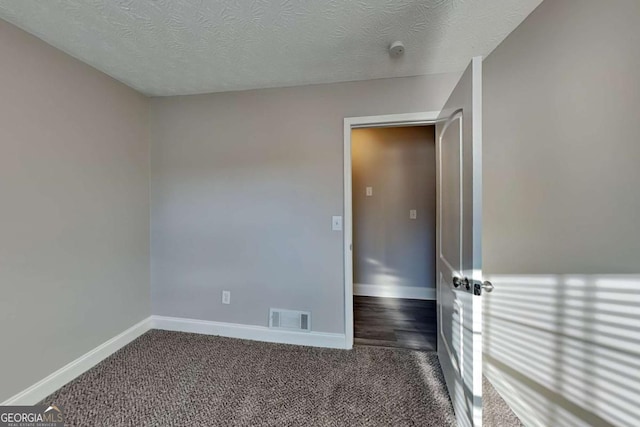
[343,111,441,349]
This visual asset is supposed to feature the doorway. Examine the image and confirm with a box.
[350,125,437,350]
[343,112,440,350]
[343,58,485,427]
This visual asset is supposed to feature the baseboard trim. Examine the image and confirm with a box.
[354,284,436,300]
[1,317,152,406]
[151,315,348,349]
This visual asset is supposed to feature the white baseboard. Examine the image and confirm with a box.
[151,315,348,349]
[354,283,436,300]
[1,317,152,406]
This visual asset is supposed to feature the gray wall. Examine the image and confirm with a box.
[352,126,436,291]
[483,0,640,425]
[0,20,150,402]
[484,0,640,275]
[150,74,458,333]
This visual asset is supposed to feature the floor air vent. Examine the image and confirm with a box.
[269,308,311,332]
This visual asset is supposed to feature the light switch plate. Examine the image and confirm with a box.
[410,210,417,219]
[366,187,373,196]
[332,216,343,231]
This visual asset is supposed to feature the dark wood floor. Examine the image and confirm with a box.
[354,296,437,351]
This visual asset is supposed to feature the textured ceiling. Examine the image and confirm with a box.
[0,0,543,96]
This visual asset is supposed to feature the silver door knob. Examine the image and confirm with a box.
[482,281,494,293]
[452,277,463,288]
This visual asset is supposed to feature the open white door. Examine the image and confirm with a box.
[436,57,486,427]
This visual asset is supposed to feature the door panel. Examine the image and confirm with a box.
[436,57,483,427]
[440,115,462,270]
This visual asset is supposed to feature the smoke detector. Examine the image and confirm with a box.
[389,41,405,57]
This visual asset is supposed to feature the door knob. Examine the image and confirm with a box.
[482,281,494,293]
[453,277,463,288]
[453,277,471,290]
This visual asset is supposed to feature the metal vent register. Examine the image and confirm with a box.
[269,309,311,332]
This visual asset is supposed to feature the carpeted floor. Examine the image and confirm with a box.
[41,330,457,426]
[483,376,523,427]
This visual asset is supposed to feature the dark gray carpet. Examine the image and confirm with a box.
[41,330,457,426]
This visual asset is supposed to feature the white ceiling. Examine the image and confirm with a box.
[0,0,543,96]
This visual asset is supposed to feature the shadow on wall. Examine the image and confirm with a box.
[483,275,640,427]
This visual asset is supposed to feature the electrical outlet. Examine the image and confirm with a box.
[366,187,373,196]
[222,290,231,305]
[410,209,417,219]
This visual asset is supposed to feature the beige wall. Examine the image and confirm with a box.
[352,127,436,294]
[0,20,150,401]
[483,0,640,425]
[150,74,458,333]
